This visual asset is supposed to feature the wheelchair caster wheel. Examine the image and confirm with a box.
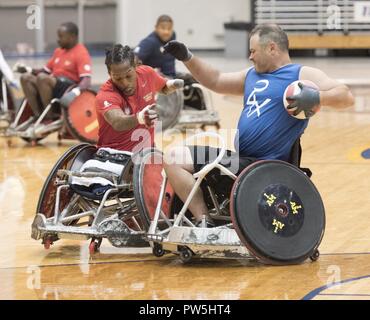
[57,133,63,145]
[89,238,102,255]
[179,247,193,263]
[310,249,320,262]
[153,243,165,257]
[31,140,37,147]
[43,238,53,250]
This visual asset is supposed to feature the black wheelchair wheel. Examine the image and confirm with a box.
[230,160,325,265]
[36,143,92,217]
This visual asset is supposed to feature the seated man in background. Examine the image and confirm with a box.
[14,22,92,120]
[96,44,184,153]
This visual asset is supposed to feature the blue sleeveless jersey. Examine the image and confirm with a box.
[235,63,308,161]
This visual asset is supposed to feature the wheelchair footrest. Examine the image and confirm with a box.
[166,226,242,246]
[31,214,149,246]
[36,224,100,240]
[186,245,254,260]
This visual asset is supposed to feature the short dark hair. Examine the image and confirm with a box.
[105,44,135,71]
[250,24,289,51]
[156,14,173,26]
[60,22,78,36]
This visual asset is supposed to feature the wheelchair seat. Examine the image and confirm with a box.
[68,147,134,201]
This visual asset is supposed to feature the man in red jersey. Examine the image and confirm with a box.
[14,22,92,119]
[96,44,183,152]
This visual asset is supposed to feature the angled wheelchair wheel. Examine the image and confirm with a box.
[36,143,93,218]
[230,160,325,265]
[68,143,97,172]
[62,90,98,144]
[155,90,183,132]
[132,148,175,230]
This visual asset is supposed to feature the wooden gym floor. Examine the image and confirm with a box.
[0,55,369,300]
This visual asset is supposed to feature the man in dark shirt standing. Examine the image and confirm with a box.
[135,15,204,113]
[134,15,176,78]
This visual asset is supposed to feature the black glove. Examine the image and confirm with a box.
[60,88,81,108]
[287,82,320,118]
[162,40,193,62]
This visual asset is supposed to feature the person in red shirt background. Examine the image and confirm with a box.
[96,44,183,153]
[14,22,92,120]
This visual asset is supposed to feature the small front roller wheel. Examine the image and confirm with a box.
[179,247,193,263]
[43,237,53,250]
[310,249,320,262]
[89,238,102,255]
[57,133,63,146]
[152,243,165,257]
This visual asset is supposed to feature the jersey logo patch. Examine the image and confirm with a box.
[103,101,112,108]
[84,64,91,71]
[143,92,153,102]
[246,80,272,118]
[55,58,60,64]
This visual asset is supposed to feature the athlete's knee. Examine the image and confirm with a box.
[36,73,52,87]
[20,73,34,85]
[163,146,193,172]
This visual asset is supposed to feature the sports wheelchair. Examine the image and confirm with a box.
[4,84,98,146]
[31,132,325,265]
[142,132,324,265]
[31,143,174,254]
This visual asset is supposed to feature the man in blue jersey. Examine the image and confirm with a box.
[162,24,354,226]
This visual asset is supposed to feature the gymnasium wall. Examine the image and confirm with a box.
[0,0,251,54]
[117,0,251,49]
